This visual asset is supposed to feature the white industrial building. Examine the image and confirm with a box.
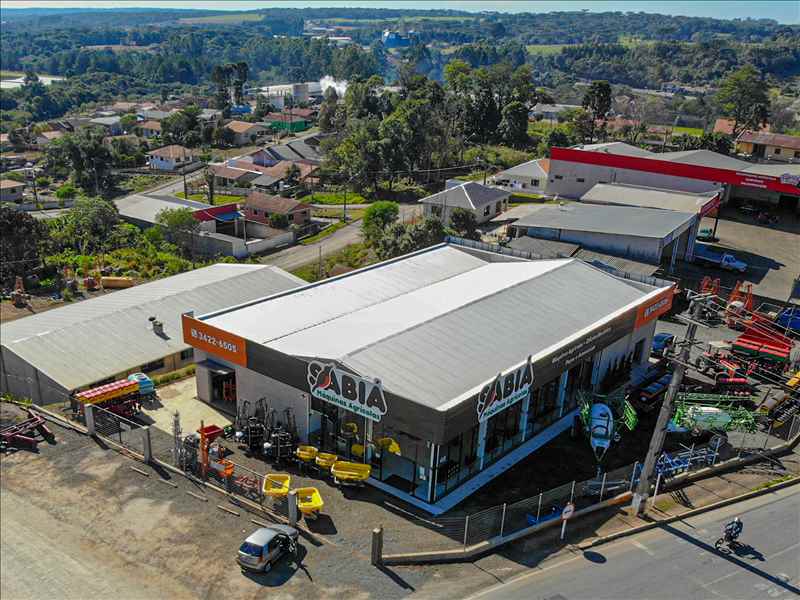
[0,264,303,405]
[183,242,675,513]
[509,203,699,270]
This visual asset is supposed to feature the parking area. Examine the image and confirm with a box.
[694,207,800,303]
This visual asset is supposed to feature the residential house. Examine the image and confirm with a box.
[419,181,511,226]
[264,112,309,133]
[199,109,223,126]
[110,101,140,114]
[0,133,11,152]
[225,121,270,146]
[138,109,173,122]
[235,160,318,193]
[252,135,326,165]
[283,107,316,121]
[0,179,25,203]
[89,116,123,136]
[492,158,549,193]
[137,120,162,139]
[243,192,311,227]
[208,163,261,188]
[146,145,196,171]
[35,130,64,147]
[736,131,800,162]
[529,103,580,121]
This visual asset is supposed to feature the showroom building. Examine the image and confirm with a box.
[182,242,675,513]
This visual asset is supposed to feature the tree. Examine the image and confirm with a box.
[59,196,119,254]
[538,129,572,156]
[498,101,529,148]
[45,129,113,194]
[581,80,612,142]
[203,167,215,205]
[374,217,446,260]
[285,163,302,187]
[716,65,770,139]
[268,213,289,228]
[0,207,47,280]
[233,61,249,106]
[361,200,399,245]
[568,108,595,144]
[120,113,138,132]
[449,207,480,240]
[155,207,199,259]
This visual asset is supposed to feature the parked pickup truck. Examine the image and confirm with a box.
[694,243,748,273]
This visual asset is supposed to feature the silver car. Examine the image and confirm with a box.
[237,525,299,572]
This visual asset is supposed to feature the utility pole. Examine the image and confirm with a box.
[632,302,700,514]
[183,170,188,199]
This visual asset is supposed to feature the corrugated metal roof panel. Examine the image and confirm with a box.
[343,260,650,407]
[3,265,304,391]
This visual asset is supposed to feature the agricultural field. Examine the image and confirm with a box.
[0,70,25,80]
[526,44,569,55]
[178,13,263,24]
[672,125,704,136]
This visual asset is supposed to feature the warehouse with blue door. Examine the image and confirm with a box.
[183,242,676,514]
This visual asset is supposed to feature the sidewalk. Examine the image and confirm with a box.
[502,449,800,562]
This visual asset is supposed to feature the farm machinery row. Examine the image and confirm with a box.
[70,372,156,421]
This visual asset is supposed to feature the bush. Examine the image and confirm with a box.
[151,364,196,387]
[35,175,52,188]
[3,171,25,183]
[55,183,77,199]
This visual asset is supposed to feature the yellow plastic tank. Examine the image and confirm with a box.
[263,474,291,498]
[295,445,319,463]
[295,486,324,517]
[331,461,372,484]
[315,452,338,471]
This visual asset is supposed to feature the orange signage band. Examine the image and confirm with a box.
[181,314,248,367]
[634,286,675,330]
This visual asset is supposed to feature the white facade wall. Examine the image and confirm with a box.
[546,160,720,199]
[595,319,657,385]
[422,201,506,226]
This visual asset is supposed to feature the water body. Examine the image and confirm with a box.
[0,75,65,90]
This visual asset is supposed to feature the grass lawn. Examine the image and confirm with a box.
[307,191,370,205]
[117,174,175,194]
[312,207,366,221]
[672,126,704,137]
[299,222,347,245]
[509,192,546,203]
[526,44,569,55]
[291,243,374,283]
[176,192,247,205]
[0,70,25,80]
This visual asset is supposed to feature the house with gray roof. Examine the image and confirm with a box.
[419,181,511,225]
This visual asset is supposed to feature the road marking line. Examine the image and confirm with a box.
[630,540,656,556]
[702,543,800,588]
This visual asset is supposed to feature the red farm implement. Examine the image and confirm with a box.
[0,409,53,451]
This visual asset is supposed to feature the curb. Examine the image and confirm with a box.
[578,475,800,550]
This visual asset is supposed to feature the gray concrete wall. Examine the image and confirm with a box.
[524,227,663,263]
[0,346,71,405]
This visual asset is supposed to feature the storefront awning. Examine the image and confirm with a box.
[195,359,235,376]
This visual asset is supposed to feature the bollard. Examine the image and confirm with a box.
[569,480,575,503]
[288,490,298,527]
[371,526,383,566]
[84,404,96,436]
[630,461,639,491]
[463,515,470,550]
[499,503,507,538]
[600,472,607,501]
[142,427,152,463]
[536,492,542,523]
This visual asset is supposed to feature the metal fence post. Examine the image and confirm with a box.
[763,422,773,450]
[371,527,384,566]
[739,431,748,457]
[650,471,662,509]
[84,404,96,436]
[713,437,721,465]
[288,490,298,527]
[536,493,542,523]
[463,515,470,550]
[629,461,639,491]
[499,503,507,538]
[688,444,694,470]
[569,480,575,504]
[142,427,152,463]
[600,472,607,501]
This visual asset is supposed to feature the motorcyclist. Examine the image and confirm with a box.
[723,517,743,542]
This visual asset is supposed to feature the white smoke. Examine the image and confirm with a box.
[319,75,348,97]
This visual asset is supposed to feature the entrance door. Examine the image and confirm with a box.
[211,371,236,406]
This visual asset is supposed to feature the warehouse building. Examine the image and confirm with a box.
[544,143,800,211]
[580,183,721,217]
[0,264,304,405]
[182,242,675,513]
[509,203,699,270]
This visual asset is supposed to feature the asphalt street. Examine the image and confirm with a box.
[471,484,800,600]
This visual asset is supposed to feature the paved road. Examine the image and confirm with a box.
[260,203,421,272]
[471,484,800,600]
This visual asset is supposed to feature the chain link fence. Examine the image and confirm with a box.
[382,419,800,556]
[91,405,146,456]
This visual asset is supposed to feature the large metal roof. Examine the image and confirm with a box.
[418,182,510,210]
[2,264,304,392]
[114,194,211,225]
[580,183,718,213]
[201,244,665,409]
[513,203,696,239]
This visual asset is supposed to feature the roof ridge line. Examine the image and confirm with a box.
[340,259,575,361]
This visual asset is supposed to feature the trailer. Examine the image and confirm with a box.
[731,326,793,365]
[73,373,154,420]
[0,409,53,451]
